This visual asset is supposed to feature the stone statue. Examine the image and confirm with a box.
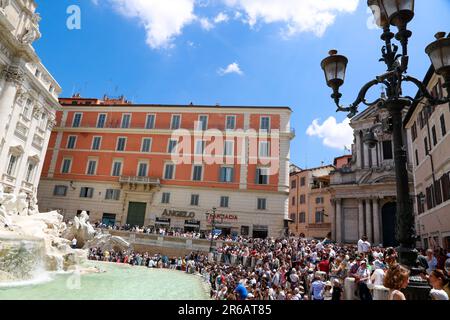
[20,27,38,45]
[28,194,39,216]
[2,192,17,215]
[16,192,28,216]
[62,211,96,248]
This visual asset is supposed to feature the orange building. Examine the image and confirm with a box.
[38,95,294,238]
[289,165,334,239]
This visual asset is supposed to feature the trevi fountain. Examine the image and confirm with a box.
[0,185,209,300]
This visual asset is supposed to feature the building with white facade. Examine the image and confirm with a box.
[0,0,61,196]
[330,105,415,247]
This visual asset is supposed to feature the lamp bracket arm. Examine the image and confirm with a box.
[403,75,450,105]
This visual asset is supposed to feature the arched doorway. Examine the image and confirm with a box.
[382,202,398,247]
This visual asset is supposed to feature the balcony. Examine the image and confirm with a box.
[119,176,161,191]
[307,223,332,230]
[21,180,34,192]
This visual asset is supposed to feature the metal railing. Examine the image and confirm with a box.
[119,176,161,185]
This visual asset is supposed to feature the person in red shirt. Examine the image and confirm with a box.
[318,257,330,273]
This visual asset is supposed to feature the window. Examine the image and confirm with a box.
[224,140,234,156]
[137,162,148,177]
[22,99,32,119]
[192,165,203,181]
[67,136,77,149]
[25,162,36,182]
[220,167,234,183]
[226,116,236,130]
[6,154,19,176]
[315,211,325,223]
[382,140,393,160]
[299,212,306,223]
[316,197,324,204]
[441,172,450,202]
[191,194,199,206]
[141,138,152,152]
[424,137,429,156]
[116,137,127,151]
[440,114,447,137]
[168,139,178,153]
[260,117,270,131]
[411,121,418,141]
[291,197,296,206]
[171,115,181,129]
[300,177,306,186]
[86,160,97,175]
[291,180,296,189]
[220,196,229,208]
[105,189,121,200]
[97,114,107,128]
[290,213,297,223]
[72,113,82,127]
[162,192,171,204]
[432,125,438,146]
[435,180,443,206]
[80,187,94,198]
[121,114,131,128]
[257,198,267,210]
[92,137,102,150]
[259,141,270,157]
[197,115,208,130]
[300,195,306,204]
[164,163,175,180]
[415,150,419,166]
[53,185,68,196]
[195,140,205,155]
[145,114,155,129]
[256,168,269,185]
[111,161,122,177]
[61,158,72,174]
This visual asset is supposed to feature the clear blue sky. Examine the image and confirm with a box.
[34,0,450,168]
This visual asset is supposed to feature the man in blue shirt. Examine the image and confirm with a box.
[310,275,326,300]
[235,280,249,300]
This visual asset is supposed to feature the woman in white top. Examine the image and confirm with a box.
[371,267,386,286]
[383,264,410,300]
[429,270,449,300]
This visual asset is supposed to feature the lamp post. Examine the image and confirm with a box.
[207,207,217,253]
[320,0,450,300]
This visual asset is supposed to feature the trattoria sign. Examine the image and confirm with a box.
[162,209,195,218]
[207,213,238,223]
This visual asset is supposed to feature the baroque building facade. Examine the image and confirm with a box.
[404,66,450,250]
[0,0,61,196]
[330,105,415,247]
[38,96,293,238]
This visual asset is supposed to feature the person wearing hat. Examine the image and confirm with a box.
[356,259,372,301]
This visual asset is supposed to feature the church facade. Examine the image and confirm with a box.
[329,105,415,247]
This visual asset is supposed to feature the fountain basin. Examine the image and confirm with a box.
[0,261,210,300]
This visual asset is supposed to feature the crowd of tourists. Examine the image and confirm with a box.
[87,234,450,301]
[93,222,244,242]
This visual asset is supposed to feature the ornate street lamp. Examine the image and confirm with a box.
[206,207,217,253]
[320,0,450,300]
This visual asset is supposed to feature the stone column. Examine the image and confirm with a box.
[373,198,381,245]
[371,145,378,168]
[358,199,365,238]
[355,131,362,169]
[366,199,373,243]
[336,199,342,243]
[0,65,23,138]
[363,144,370,168]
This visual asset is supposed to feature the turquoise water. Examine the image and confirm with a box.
[0,262,210,300]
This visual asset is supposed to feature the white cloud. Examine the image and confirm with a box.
[94,0,359,49]
[218,62,243,76]
[106,0,196,49]
[200,17,214,30]
[306,117,353,150]
[214,12,229,24]
[222,0,359,37]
